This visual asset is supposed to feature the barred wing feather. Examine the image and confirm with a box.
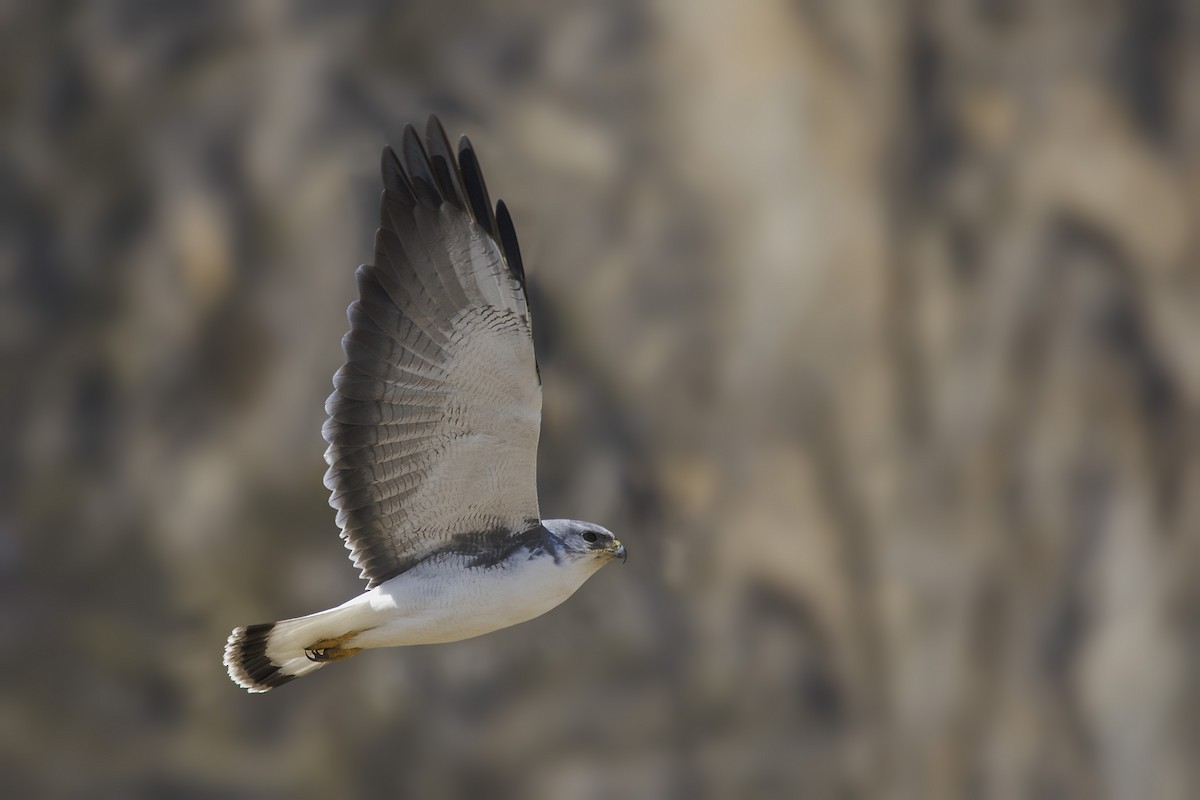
[322,117,540,588]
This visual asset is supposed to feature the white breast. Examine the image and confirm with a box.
[344,548,604,649]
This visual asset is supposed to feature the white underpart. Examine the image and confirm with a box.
[263,545,607,680]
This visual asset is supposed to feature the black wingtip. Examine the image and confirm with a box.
[495,199,526,287]
[424,115,466,210]
[401,124,441,208]
[381,118,530,308]
[457,135,499,240]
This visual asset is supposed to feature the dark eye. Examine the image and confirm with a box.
[581,531,598,544]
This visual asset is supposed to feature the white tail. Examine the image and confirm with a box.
[224,604,367,693]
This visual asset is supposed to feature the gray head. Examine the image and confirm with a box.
[542,519,627,564]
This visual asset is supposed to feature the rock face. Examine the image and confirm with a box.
[5,2,1198,798]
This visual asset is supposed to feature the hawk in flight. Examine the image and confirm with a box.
[224,116,626,693]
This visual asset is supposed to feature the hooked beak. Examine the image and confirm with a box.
[610,540,627,564]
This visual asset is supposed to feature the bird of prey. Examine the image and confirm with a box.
[224,116,626,693]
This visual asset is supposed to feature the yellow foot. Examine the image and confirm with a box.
[304,632,363,663]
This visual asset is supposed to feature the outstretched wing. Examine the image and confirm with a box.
[323,116,540,588]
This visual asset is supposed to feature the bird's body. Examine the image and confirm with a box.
[224,117,624,693]
[357,525,609,647]
[236,521,613,687]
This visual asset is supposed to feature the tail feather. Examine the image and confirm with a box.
[224,623,302,693]
[225,604,367,692]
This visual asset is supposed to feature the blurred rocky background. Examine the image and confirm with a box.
[3,1,1199,798]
